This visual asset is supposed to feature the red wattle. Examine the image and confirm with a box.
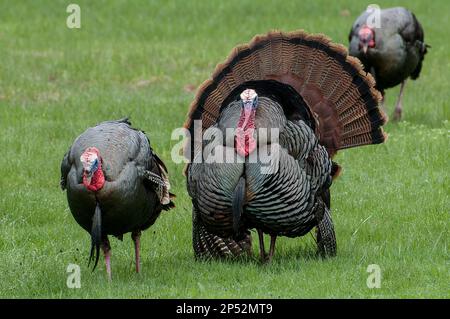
[235,108,257,157]
[83,163,105,192]
[235,130,256,157]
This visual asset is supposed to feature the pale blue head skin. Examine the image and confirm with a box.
[241,89,259,110]
[80,149,99,183]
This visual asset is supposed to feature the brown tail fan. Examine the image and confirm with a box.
[184,30,387,158]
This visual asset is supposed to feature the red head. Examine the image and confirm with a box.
[80,147,105,192]
[234,89,258,157]
[358,25,375,54]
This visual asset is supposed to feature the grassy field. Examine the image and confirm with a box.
[0,0,448,298]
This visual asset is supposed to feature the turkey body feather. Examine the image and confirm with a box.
[349,7,428,90]
[189,98,331,238]
[61,119,167,236]
[61,118,174,277]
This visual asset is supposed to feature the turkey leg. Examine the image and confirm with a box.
[393,79,407,121]
[257,229,266,261]
[370,67,386,114]
[267,235,277,263]
[101,237,112,281]
[257,230,277,263]
[131,230,141,273]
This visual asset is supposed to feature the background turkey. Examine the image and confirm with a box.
[349,6,429,121]
[60,118,174,279]
[184,30,387,262]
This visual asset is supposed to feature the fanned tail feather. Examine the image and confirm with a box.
[184,30,387,159]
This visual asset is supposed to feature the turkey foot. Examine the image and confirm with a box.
[393,79,407,121]
[131,230,141,273]
[101,237,112,281]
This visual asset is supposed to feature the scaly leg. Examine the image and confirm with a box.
[257,229,266,262]
[393,79,407,121]
[101,237,112,281]
[370,67,386,114]
[267,235,277,263]
[131,230,141,273]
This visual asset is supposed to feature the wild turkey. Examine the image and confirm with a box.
[349,6,429,120]
[60,118,174,279]
[184,30,387,262]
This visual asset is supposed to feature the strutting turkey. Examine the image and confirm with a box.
[184,30,387,262]
[349,6,429,121]
[60,118,174,279]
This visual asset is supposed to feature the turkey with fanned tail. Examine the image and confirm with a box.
[184,30,387,262]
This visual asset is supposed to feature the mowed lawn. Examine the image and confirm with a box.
[0,0,448,298]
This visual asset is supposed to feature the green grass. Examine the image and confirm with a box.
[0,0,448,298]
